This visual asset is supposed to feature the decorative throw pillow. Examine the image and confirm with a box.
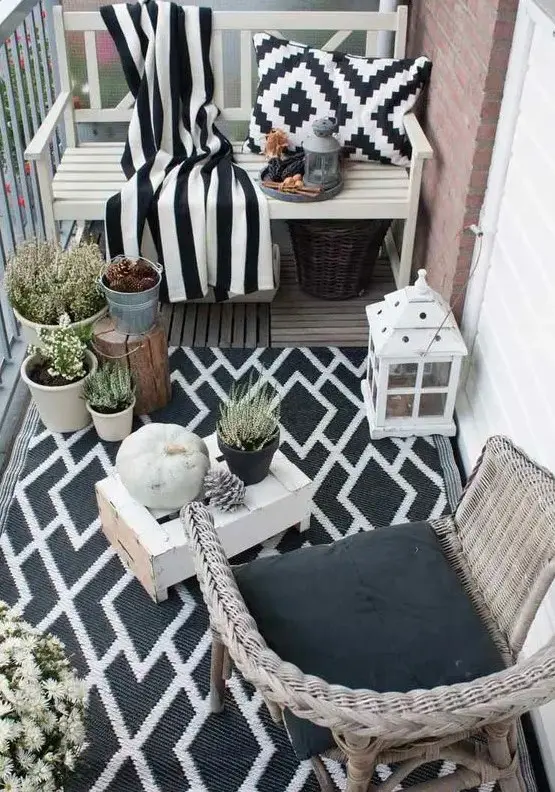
[244,33,432,167]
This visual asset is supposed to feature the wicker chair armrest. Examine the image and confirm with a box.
[183,502,555,744]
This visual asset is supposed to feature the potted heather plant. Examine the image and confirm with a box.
[0,602,86,791]
[83,363,136,442]
[217,376,280,485]
[20,314,98,433]
[5,239,107,346]
[100,256,162,335]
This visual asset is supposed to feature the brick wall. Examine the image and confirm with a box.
[407,0,518,316]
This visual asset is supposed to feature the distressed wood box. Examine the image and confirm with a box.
[95,433,313,603]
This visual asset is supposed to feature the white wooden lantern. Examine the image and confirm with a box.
[361,269,467,439]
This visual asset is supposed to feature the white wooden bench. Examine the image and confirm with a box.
[25,6,432,289]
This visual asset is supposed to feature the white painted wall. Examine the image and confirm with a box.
[457,0,555,786]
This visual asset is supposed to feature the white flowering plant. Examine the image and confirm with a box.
[0,601,86,792]
[4,239,105,325]
[29,314,90,383]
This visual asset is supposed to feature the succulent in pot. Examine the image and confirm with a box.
[20,313,98,433]
[83,363,136,442]
[217,375,280,485]
[100,256,162,335]
[4,238,107,346]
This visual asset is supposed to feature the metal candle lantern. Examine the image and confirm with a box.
[302,118,342,194]
[361,269,468,439]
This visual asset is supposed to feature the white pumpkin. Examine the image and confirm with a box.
[116,423,210,509]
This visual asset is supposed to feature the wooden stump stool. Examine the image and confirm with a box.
[92,317,171,415]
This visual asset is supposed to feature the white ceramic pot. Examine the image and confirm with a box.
[21,350,98,433]
[13,305,108,348]
[86,397,135,443]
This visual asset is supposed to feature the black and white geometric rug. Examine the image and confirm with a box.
[0,347,536,792]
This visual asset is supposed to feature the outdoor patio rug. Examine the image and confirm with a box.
[0,347,538,792]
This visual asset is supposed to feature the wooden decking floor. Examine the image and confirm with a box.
[91,222,395,348]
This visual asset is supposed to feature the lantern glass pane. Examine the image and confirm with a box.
[422,361,451,388]
[419,392,447,417]
[388,363,418,389]
[372,377,377,406]
[386,393,414,418]
[306,152,324,184]
[368,358,374,390]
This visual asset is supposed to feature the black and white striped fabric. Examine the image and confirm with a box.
[101,1,273,301]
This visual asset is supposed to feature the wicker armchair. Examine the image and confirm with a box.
[182,436,555,792]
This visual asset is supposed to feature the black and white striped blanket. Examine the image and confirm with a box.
[101,1,273,301]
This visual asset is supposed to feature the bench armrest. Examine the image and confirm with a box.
[404,113,433,160]
[25,91,72,160]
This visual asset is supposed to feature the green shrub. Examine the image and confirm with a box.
[83,364,135,413]
[5,239,105,325]
[217,375,280,451]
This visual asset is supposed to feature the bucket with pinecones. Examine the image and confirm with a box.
[100,256,162,335]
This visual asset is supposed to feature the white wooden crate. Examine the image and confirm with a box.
[95,433,313,602]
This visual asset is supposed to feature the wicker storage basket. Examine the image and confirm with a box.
[288,219,391,300]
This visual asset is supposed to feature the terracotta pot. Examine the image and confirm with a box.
[13,306,108,348]
[86,397,135,443]
[21,351,98,433]
[217,429,280,485]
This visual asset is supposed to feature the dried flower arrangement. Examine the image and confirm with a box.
[103,258,158,293]
[0,601,86,791]
[4,239,105,325]
[262,129,322,196]
[28,314,90,387]
[217,376,280,452]
[83,363,135,415]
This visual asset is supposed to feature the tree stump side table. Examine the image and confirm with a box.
[92,316,171,414]
[95,433,314,602]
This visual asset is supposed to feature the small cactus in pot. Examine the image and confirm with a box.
[83,363,136,442]
[217,375,281,485]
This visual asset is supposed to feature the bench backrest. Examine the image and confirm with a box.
[55,6,408,130]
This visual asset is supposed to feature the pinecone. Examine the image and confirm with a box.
[109,274,144,293]
[137,275,157,291]
[105,258,131,285]
[204,468,246,512]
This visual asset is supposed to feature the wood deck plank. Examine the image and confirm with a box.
[232,304,245,348]
[194,304,209,346]
[245,304,258,348]
[182,305,197,347]
[220,304,233,348]
[207,305,221,347]
[169,304,184,346]
[92,221,395,349]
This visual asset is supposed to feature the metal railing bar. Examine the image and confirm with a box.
[26,16,47,132]
[9,31,45,239]
[37,0,62,159]
[0,105,25,244]
[0,0,41,42]
[41,0,65,151]
[0,230,19,342]
[0,43,36,239]
[32,3,59,167]
[18,20,40,135]
[0,170,17,257]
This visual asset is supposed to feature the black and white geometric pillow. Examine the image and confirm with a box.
[244,33,432,167]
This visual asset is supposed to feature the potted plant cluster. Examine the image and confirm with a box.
[83,363,136,442]
[20,314,97,433]
[217,376,281,485]
[4,238,107,346]
[0,602,86,791]
[100,256,162,335]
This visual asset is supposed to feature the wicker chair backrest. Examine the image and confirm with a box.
[454,436,555,655]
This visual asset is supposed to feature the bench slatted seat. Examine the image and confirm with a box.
[26,7,433,290]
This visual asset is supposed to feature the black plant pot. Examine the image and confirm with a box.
[217,430,280,486]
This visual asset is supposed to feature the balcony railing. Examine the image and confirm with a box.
[0,0,60,435]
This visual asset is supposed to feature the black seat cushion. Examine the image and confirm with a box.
[234,521,504,761]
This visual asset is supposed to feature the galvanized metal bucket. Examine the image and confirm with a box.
[100,257,162,336]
